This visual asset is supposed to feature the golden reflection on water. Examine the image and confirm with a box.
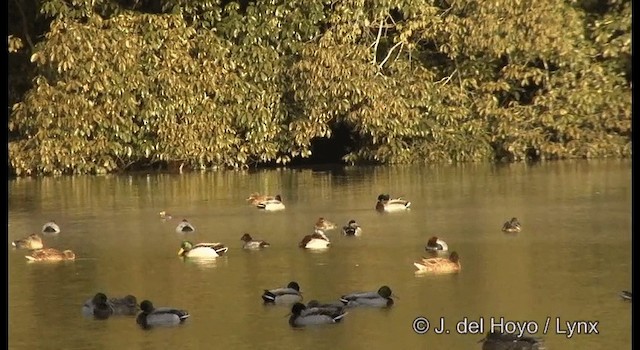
[8,160,631,350]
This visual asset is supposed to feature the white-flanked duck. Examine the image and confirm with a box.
[175,219,196,233]
[136,300,190,329]
[42,221,61,234]
[375,194,411,212]
[620,290,632,301]
[256,195,286,211]
[11,233,44,250]
[425,236,448,251]
[342,220,362,236]
[340,285,396,308]
[299,230,331,249]
[502,217,522,233]
[414,251,461,274]
[240,233,271,249]
[262,281,303,305]
[178,241,228,258]
[289,302,348,328]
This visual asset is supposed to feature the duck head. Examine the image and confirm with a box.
[92,293,108,305]
[287,281,301,292]
[449,251,460,263]
[178,241,194,256]
[378,285,394,298]
[63,250,76,260]
[140,300,154,313]
[240,233,253,242]
[290,302,307,316]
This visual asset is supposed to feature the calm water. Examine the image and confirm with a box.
[8,160,632,350]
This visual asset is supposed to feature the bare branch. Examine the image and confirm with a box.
[378,41,403,69]
[12,0,34,50]
[372,18,385,64]
[436,69,458,85]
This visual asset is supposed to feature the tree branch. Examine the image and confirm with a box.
[372,18,384,64]
[12,0,34,50]
[378,41,403,69]
[436,69,458,85]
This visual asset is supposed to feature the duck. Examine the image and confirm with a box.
[110,295,140,315]
[240,233,270,249]
[425,236,448,251]
[82,293,139,318]
[25,248,76,262]
[314,217,337,231]
[82,293,114,320]
[339,285,395,308]
[306,300,347,314]
[11,233,44,250]
[159,211,172,220]
[42,221,61,234]
[299,230,331,249]
[256,195,286,211]
[620,290,632,301]
[375,194,411,212]
[246,193,277,205]
[479,331,545,350]
[136,300,190,329]
[502,217,522,233]
[175,219,195,233]
[342,220,362,236]
[289,302,348,327]
[414,251,461,274]
[178,241,228,258]
[262,281,303,305]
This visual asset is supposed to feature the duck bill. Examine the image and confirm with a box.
[391,294,399,299]
[177,248,185,256]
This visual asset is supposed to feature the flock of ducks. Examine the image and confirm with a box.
[10,192,630,345]
[260,281,396,327]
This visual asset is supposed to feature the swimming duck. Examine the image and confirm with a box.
[175,219,195,233]
[262,281,303,305]
[620,290,632,301]
[256,195,286,211]
[314,217,337,231]
[178,241,228,258]
[479,331,545,350]
[110,295,140,315]
[25,248,76,262]
[246,193,276,205]
[42,221,61,234]
[299,230,331,249]
[82,293,113,320]
[159,211,172,220]
[425,236,448,251]
[375,194,411,212]
[11,233,44,250]
[342,220,362,236]
[502,217,522,233]
[240,233,271,249]
[339,285,395,308]
[82,293,139,318]
[136,300,190,329]
[414,251,461,274]
[306,300,347,314]
[289,302,348,327]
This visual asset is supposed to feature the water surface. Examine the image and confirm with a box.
[8,160,632,349]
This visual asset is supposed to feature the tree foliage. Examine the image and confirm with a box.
[8,0,631,175]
